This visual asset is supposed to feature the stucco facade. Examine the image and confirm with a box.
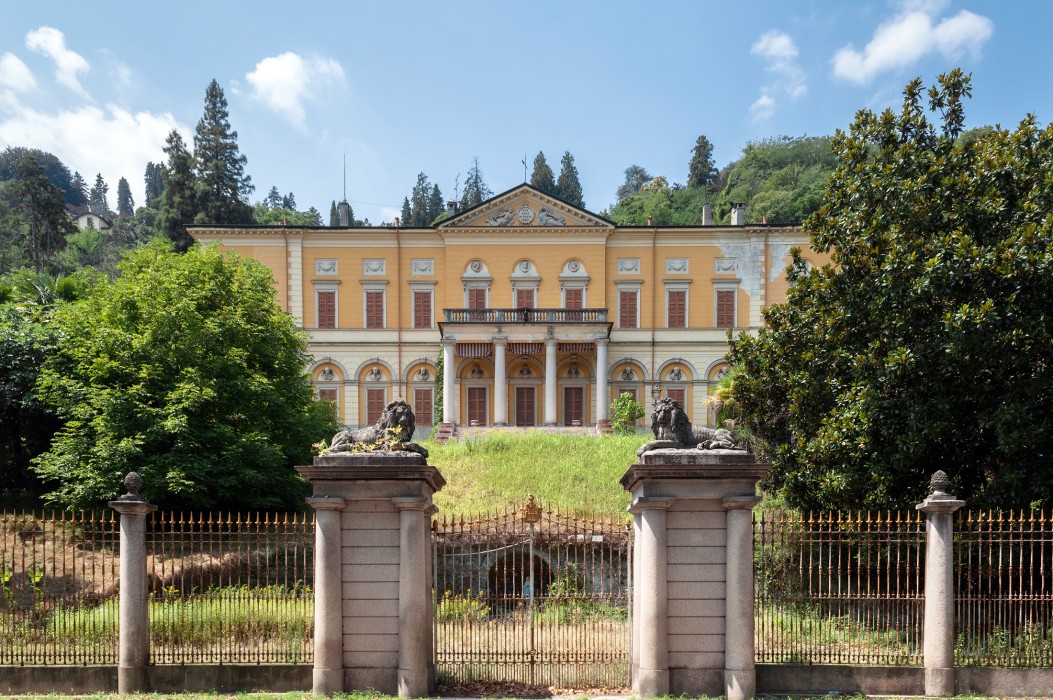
[189,184,823,432]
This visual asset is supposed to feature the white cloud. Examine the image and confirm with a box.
[246,52,345,127]
[832,5,993,85]
[25,27,90,98]
[749,30,807,121]
[0,53,37,92]
[0,97,185,206]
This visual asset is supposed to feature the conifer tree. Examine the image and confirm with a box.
[401,197,412,225]
[143,163,165,208]
[283,192,296,210]
[555,151,584,207]
[116,177,135,218]
[329,201,338,226]
[459,158,493,209]
[192,79,254,225]
[530,151,556,195]
[13,157,75,272]
[427,183,444,224]
[158,130,197,252]
[70,171,88,208]
[89,174,109,215]
[688,134,718,190]
[265,186,283,209]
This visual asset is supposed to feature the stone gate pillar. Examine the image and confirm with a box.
[622,448,768,699]
[299,451,445,698]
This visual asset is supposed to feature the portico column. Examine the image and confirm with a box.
[544,337,557,426]
[493,337,507,426]
[595,338,610,430]
[441,339,455,424]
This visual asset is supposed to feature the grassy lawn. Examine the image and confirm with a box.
[425,432,642,517]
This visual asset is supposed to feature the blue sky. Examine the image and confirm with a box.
[1,1,1049,224]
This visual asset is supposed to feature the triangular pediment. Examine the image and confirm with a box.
[438,184,613,230]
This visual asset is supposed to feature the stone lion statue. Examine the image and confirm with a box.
[637,397,738,456]
[330,399,429,457]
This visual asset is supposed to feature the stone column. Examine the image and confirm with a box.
[441,339,455,425]
[629,496,674,696]
[723,495,761,700]
[917,471,965,697]
[595,338,610,431]
[394,498,434,697]
[493,337,507,426]
[544,337,557,426]
[108,473,157,694]
[308,496,347,695]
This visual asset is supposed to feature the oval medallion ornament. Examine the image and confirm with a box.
[517,206,534,224]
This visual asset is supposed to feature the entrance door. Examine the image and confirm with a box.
[467,387,487,426]
[515,387,536,426]
[564,387,583,426]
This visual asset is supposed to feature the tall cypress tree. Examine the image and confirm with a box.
[193,79,254,225]
[400,197,412,226]
[460,158,493,209]
[688,134,718,190]
[158,130,197,252]
[530,151,556,195]
[427,184,444,224]
[116,177,135,218]
[143,163,165,208]
[329,200,338,226]
[555,151,584,207]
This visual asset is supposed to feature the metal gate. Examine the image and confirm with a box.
[433,497,632,689]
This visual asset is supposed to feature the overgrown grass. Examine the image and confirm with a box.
[424,432,641,516]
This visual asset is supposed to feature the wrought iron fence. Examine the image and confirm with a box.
[755,509,925,665]
[955,509,1053,667]
[147,511,314,664]
[0,509,119,665]
[433,498,631,689]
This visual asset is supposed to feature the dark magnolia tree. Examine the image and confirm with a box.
[32,241,337,509]
[530,151,556,195]
[192,79,254,226]
[728,70,1053,510]
[555,151,584,207]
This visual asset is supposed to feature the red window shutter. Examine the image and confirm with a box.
[619,290,637,328]
[413,291,431,328]
[317,291,336,328]
[668,290,686,328]
[716,289,735,328]
[468,288,486,309]
[414,388,433,426]
[366,388,385,425]
[366,291,384,329]
[564,288,583,309]
[516,288,534,308]
[667,388,685,407]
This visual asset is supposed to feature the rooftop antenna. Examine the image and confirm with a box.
[342,152,347,201]
[522,155,528,183]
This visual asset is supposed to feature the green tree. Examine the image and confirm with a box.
[555,151,584,207]
[32,241,337,509]
[265,186,283,209]
[530,151,556,195]
[688,134,718,190]
[143,162,165,208]
[12,157,75,273]
[400,197,412,225]
[0,148,85,207]
[459,158,493,209]
[427,183,444,224]
[610,392,645,434]
[408,172,431,226]
[157,130,197,252]
[116,177,134,218]
[728,70,1053,510]
[88,174,109,215]
[70,171,88,207]
[616,164,651,201]
[329,200,338,226]
[192,79,255,225]
[722,135,836,223]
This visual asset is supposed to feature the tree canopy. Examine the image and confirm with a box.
[460,158,493,209]
[555,151,584,207]
[192,80,255,226]
[32,241,336,509]
[727,71,1053,510]
[530,151,556,195]
[688,134,717,190]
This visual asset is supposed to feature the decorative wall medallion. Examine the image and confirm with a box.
[621,368,636,381]
[618,258,640,274]
[537,208,565,226]
[519,366,532,378]
[487,208,514,226]
[669,367,683,381]
[567,364,580,378]
[519,261,531,273]
[367,367,383,381]
[714,366,730,381]
[517,206,535,224]
[415,367,431,381]
[568,261,580,273]
[315,259,337,275]
[666,258,688,274]
[363,259,386,275]
[715,258,739,273]
[319,367,336,381]
[469,365,484,379]
[470,261,483,273]
[411,259,433,275]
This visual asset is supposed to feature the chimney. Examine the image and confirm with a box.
[647,215,653,226]
[394,217,400,227]
[446,200,459,217]
[702,203,713,225]
[337,200,351,226]
[730,202,746,226]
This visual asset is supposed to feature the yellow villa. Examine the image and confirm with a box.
[189,183,823,436]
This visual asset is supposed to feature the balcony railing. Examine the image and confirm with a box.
[443,308,608,324]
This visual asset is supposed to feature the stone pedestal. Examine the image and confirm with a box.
[299,452,445,698]
[621,449,768,699]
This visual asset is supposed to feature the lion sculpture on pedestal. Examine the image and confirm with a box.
[330,399,429,457]
[637,397,739,456]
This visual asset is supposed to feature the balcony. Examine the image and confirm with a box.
[443,308,608,324]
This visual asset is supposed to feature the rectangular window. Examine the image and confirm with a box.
[366,291,385,329]
[516,288,534,308]
[317,290,336,329]
[716,289,735,328]
[467,288,487,309]
[668,290,686,328]
[564,288,583,309]
[667,387,686,408]
[413,290,432,329]
[366,388,386,426]
[619,290,638,328]
[414,388,433,426]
